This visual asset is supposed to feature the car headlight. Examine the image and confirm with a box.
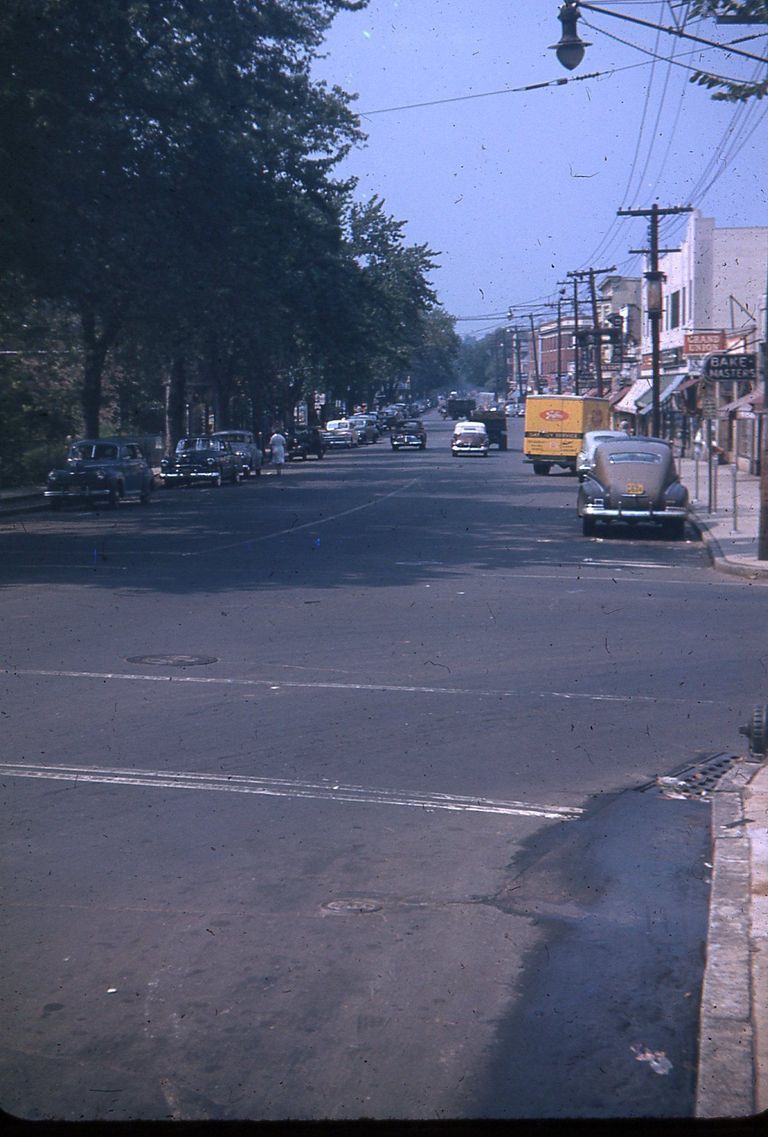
[95,471,106,481]
[206,457,216,466]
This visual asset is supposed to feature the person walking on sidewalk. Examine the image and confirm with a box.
[269,428,287,476]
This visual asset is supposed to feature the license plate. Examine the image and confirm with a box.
[625,482,644,495]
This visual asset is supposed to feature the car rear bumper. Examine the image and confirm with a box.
[582,505,688,521]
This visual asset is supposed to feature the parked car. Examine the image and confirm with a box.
[286,427,327,460]
[451,421,489,457]
[348,415,380,443]
[576,429,630,481]
[391,419,427,450]
[577,438,689,538]
[45,438,154,509]
[323,419,360,448]
[210,430,262,477]
[161,436,242,486]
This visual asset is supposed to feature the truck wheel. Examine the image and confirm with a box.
[533,462,550,475]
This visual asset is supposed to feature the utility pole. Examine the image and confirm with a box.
[618,204,691,436]
[759,257,768,559]
[556,291,565,394]
[567,266,615,396]
[529,314,541,393]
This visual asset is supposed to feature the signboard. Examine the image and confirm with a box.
[685,331,726,356]
[703,353,757,381]
[699,380,718,420]
[661,347,682,367]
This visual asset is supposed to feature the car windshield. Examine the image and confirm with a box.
[72,443,118,460]
[608,452,662,464]
[178,439,217,452]
[402,422,421,430]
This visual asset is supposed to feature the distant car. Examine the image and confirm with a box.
[576,429,630,480]
[286,427,327,460]
[348,415,380,443]
[391,419,427,450]
[383,406,406,431]
[451,422,489,457]
[45,438,154,509]
[161,436,242,486]
[210,430,262,477]
[323,419,360,448]
[577,438,688,538]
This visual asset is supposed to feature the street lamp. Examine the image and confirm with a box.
[645,269,666,437]
[550,2,590,70]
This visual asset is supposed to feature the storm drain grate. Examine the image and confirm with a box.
[640,752,743,799]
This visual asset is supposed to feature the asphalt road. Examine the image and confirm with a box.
[1,414,765,1122]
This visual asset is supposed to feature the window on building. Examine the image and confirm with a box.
[669,290,681,329]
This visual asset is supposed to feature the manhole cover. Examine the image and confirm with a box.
[323,899,382,915]
[126,654,218,667]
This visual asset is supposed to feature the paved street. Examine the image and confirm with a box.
[2,414,766,1122]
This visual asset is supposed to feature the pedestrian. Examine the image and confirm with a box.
[269,427,287,476]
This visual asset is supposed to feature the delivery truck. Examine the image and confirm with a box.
[523,395,610,474]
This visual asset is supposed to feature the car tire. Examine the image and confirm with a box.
[212,472,222,488]
[582,516,596,537]
[665,518,685,540]
[48,499,61,511]
[533,462,550,475]
[140,484,153,504]
[107,486,119,510]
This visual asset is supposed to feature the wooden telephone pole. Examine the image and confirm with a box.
[618,203,692,436]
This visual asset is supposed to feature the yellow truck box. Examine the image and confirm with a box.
[523,395,610,474]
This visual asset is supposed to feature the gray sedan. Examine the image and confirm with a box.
[577,439,689,538]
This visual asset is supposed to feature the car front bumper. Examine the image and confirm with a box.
[162,469,221,482]
[44,486,112,501]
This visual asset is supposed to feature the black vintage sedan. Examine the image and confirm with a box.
[45,438,154,509]
[390,419,427,450]
[577,439,688,538]
[286,427,327,461]
[161,436,242,487]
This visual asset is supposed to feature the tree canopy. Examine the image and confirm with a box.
[0,0,454,467]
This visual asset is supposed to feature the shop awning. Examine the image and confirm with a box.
[613,378,651,416]
[636,374,687,415]
[719,388,764,417]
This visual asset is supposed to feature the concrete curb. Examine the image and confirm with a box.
[696,762,759,1118]
[0,491,46,517]
[689,513,768,581]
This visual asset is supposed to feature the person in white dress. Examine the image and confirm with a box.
[269,429,287,475]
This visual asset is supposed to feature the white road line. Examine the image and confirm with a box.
[168,478,421,557]
[3,667,723,705]
[0,762,582,821]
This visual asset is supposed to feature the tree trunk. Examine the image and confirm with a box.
[167,356,187,451]
[80,305,118,438]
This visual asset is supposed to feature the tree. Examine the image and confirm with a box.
[0,1,368,435]
[402,310,461,399]
[688,1,768,100]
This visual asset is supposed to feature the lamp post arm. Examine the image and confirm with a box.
[574,1,768,65]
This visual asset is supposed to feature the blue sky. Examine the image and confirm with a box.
[313,1,768,337]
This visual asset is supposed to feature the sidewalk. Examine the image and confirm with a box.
[678,455,768,1118]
